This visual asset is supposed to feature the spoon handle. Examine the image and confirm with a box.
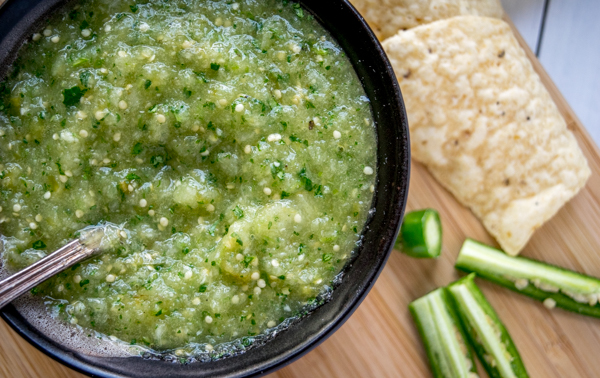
[0,239,96,310]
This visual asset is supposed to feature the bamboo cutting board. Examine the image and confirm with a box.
[2,17,600,378]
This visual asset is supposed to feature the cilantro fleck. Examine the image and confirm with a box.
[150,155,164,167]
[242,255,254,268]
[298,167,314,191]
[233,205,244,219]
[208,221,218,236]
[32,240,46,249]
[271,162,285,180]
[131,142,143,155]
[314,184,323,197]
[293,3,304,18]
[322,253,333,262]
[289,134,309,146]
[195,71,209,83]
[79,279,90,287]
[56,161,65,175]
[144,80,152,89]
[62,86,87,107]
[210,63,220,71]
[126,173,140,181]
[79,71,91,87]
[199,284,207,292]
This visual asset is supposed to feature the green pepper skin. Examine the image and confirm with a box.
[410,288,479,378]
[447,274,529,378]
[395,209,442,258]
[455,239,600,318]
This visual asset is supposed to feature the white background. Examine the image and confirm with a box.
[503,0,600,145]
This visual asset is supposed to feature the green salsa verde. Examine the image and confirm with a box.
[0,0,376,355]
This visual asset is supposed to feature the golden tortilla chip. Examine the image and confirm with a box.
[383,16,591,255]
[350,0,503,40]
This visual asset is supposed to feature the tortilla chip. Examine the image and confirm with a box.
[383,16,591,255]
[350,0,503,40]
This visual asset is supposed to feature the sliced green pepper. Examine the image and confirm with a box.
[447,274,528,378]
[410,288,478,378]
[395,209,442,258]
[455,239,600,317]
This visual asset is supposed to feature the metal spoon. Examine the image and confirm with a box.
[0,227,105,310]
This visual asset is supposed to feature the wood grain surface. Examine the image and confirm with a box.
[2,17,600,378]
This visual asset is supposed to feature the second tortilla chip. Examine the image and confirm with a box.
[349,0,504,40]
[383,16,591,255]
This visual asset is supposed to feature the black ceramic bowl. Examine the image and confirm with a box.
[0,0,410,376]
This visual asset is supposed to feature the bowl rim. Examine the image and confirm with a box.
[0,0,411,376]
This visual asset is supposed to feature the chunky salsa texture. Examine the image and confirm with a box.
[0,0,376,355]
